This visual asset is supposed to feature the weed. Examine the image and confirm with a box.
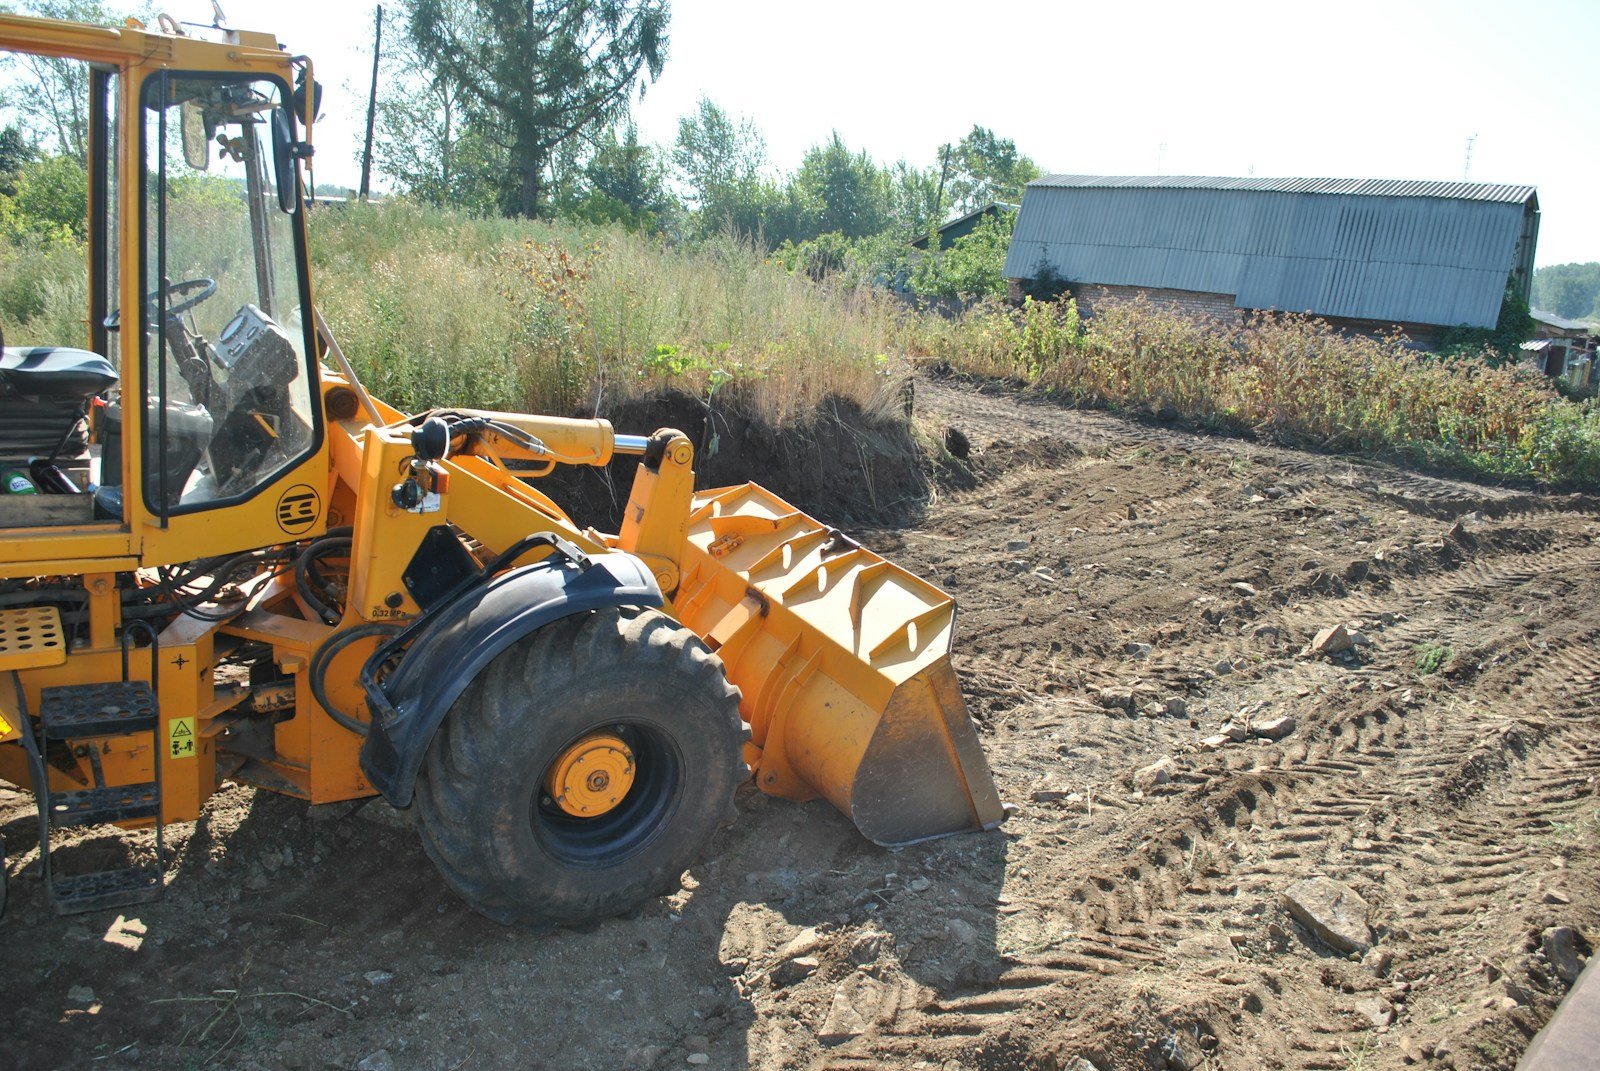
[1414,643,1453,675]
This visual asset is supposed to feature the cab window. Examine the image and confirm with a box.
[140,72,317,513]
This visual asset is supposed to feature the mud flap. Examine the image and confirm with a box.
[671,483,1006,846]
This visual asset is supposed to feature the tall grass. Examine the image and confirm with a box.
[310,201,916,422]
[929,296,1600,487]
[5,200,1596,487]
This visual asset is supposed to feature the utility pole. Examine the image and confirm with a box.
[359,5,384,202]
[1462,134,1476,182]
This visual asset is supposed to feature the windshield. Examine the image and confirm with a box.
[140,73,316,512]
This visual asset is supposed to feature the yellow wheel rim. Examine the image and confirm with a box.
[543,732,635,817]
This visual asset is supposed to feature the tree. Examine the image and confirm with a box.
[564,120,678,231]
[0,153,89,243]
[887,159,941,239]
[794,133,891,240]
[372,1,503,210]
[940,125,1041,217]
[1531,263,1600,322]
[0,1,126,162]
[672,96,766,226]
[405,0,668,218]
[0,125,37,196]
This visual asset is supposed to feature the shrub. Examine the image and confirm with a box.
[928,294,1600,488]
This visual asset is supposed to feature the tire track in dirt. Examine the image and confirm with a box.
[813,380,1600,1070]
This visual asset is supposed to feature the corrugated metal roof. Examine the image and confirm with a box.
[1532,309,1598,332]
[1004,177,1538,329]
[1029,174,1538,206]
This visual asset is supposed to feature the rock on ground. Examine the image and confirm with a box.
[1311,624,1354,656]
[1542,926,1587,986]
[818,973,886,1044]
[1253,715,1296,741]
[1282,876,1373,954]
[1133,757,1175,790]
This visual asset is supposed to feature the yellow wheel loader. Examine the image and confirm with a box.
[0,9,1003,926]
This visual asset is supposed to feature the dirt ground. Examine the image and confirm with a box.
[3,376,1597,1071]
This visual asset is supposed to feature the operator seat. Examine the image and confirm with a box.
[0,341,118,461]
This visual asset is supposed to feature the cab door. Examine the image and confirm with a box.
[126,68,327,566]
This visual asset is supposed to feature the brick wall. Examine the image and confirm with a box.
[1068,284,1243,324]
[1004,279,1442,350]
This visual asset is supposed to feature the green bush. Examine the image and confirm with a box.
[0,154,89,244]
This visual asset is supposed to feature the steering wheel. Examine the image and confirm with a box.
[145,277,217,321]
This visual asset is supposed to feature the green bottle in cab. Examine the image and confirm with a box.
[3,469,39,495]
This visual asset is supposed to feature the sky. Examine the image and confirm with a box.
[27,0,1600,266]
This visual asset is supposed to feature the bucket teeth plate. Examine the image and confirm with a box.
[673,483,1005,846]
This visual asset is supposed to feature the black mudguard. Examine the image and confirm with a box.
[359,548,662,806]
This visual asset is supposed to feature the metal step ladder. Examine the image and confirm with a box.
[4,611,167,915]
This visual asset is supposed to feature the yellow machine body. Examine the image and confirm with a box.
[0,10,1003,916]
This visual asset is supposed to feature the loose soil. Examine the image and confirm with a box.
[3,377,1597,1071]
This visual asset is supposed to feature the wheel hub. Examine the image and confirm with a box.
[544,732,635,817]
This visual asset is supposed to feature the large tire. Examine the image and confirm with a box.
[413,605,746,927]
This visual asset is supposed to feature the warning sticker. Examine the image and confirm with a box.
[168,716,196,760]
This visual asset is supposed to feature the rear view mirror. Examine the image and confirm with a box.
[270,107,298,213]
[180,99,210,171]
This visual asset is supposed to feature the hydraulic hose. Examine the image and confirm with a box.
[294,527,354,625]
[308,621,406,737]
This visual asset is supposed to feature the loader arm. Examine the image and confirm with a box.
[322,395,1004,845]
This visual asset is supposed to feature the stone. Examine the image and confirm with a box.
[1542,889,1572,905]
[1218,721,1249,742]
[1161,1032,1202,1071]
[1232,582,1258,597]
[1030,787,1071,803]
[1097,687,1135,712]
[773,955,820,986]
[1542,926,1585,985]
[1133,757,1175,790]
[846,929,890,966]
[1005,538,1030,552]
[363,970,394,986]
[357,800,413,830]
[1213,659,1234,675]
[909,877,932,893]
[1175,933,1236,960]
[1164,696,1188,717]
[1125,642,1154,659]
[818,973,885,1044]
[686,1055,710,1066]
[1312,624,1354,656]
[944,918,982,947]
[1065,1059,1102,1071]
[355,1051,395,1071]
[306,800,360,822]
[67,985,96,1004]
[1199,734,1233,751]
[1282,877,1373,954]
[1253,715,1296,741]
[1353,996,1394,1028]
[776,926,825,962]
[1349,630,1372,647]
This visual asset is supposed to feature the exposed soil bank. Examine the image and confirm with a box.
[545,386,927,532]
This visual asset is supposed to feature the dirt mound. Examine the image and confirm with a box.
[544,387,929,531]
[2,377,1597,1071]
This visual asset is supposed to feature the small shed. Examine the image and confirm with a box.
[1524,310,1597,387]
[911,202,1017,250]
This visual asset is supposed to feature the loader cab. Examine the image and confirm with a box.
[0,21,329,567]
[111,70,322,531]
